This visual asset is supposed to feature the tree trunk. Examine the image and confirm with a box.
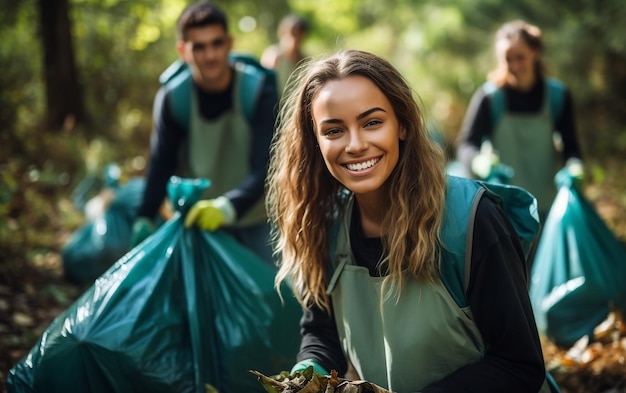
[38,0,86,130]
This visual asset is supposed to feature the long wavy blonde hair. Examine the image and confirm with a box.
[266,50,447,313]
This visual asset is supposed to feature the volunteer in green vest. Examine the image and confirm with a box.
[266,50,556,392]
[456,19,584,221]
[131,1,279,264]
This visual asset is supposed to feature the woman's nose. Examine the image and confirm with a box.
[346,129,367,153]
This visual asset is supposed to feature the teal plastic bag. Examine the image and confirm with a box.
[61,176,146,284]
[8,177,302,393]
[529,167,626,347]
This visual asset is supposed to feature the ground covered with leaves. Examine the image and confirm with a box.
[2,234,626,393]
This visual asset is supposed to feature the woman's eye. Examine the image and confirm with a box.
[364,119,382,128]
[324,128,342,136]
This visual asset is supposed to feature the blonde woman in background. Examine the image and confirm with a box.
[456,20,583,221]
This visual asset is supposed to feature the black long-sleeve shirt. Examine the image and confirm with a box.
[297,196,546,392]
[456,76,582,171]
[136,67,278,220]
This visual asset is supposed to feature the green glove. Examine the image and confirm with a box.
[130,217,155,248]
[290,359,329,376]
[184,196,236,231]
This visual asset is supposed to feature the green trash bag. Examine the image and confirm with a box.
[8,176,302,393]
[529,167,626,348]
[61,176,146,284]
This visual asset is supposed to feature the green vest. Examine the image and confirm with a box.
[274,53,300,95]
[326,176,550,392]
[485,79,564,214]
[164,65,268,227]
[160,54,274,127]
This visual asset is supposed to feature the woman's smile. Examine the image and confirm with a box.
[344,156,381,172]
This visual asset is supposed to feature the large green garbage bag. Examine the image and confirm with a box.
[529,167,626,348]
[61,176,146,284]
[8,177,302,393]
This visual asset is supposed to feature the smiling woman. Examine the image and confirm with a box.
[312,75,405,211]
[455,20,583,225]
[266,49,556,392]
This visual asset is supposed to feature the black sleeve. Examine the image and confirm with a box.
[297,304,348,377]
[422,197,546,393]
[555,88,583,163]
[223,76,278,216]
[455,88,494,175]
[136,87,183,219]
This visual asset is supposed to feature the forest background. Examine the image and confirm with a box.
[1,0,625,392]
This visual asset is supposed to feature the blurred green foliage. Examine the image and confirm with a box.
[0,0,625,267]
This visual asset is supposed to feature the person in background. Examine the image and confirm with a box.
[130,1,279,264]
[266,49,555,392]
[261,13,310,94]
[456,19,584,222]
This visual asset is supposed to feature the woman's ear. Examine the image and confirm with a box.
[399,126,407,141]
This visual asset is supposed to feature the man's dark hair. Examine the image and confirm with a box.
[177,1,228,40]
